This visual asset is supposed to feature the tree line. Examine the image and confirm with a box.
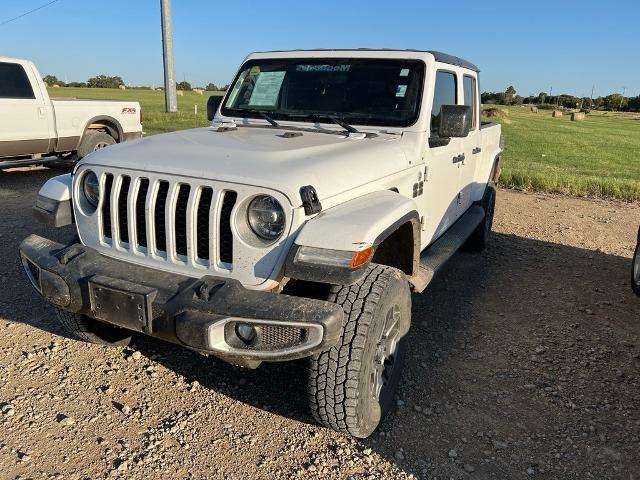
[481,86,640,112]
[43,75,228,91]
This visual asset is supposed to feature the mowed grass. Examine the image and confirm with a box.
[49,88,640,200]
[483,105,640,200]
[48,87,222,136]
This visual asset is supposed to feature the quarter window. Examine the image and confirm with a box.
[431,71,457,133]
[0,62,35,99]
[463,75,477,129]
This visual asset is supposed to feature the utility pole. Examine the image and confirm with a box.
[620,86,627,110]
[160,0,177,113]
[590,85,595,109]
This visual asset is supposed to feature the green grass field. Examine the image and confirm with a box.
[49,88,640,200]
[484,106,640,200]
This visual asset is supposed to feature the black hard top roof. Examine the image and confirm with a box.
[253,49,479,72]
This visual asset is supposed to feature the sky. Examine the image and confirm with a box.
[1,0,638,98]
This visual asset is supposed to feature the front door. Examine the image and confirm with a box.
[418,70,464,249]
[0,61,51,158]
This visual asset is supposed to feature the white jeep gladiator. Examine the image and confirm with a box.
[0,57,143,168]
[20,49,502,437]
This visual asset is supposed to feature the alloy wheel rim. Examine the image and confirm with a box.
[371,304,401,400]
[94,142,110,151]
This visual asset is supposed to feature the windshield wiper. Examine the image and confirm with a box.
[241,109,280,127]
[311,114,359,134]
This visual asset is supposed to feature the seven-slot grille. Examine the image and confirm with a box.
[99,173,237,267]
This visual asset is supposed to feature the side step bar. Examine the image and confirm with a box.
[411,205,485,292]
[0,156,62,169]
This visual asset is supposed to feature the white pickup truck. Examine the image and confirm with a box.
[0,57,143,168]
[20,49,502,437]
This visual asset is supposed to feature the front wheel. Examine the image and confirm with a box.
[307,264,411,438]
[76,131,116,159]
[55,308,133,346]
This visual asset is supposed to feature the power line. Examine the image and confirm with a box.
[0,0,62,27]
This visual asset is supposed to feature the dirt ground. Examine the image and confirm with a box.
[1,167,639,480]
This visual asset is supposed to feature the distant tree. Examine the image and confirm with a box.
[221,84,229,91]
[87,75,124,88]
[537,92,547,104]
[601,93,625,111]
[43,75,62,86]
[205,83,219,91]
[66,81,88,88]
[504,86,517,105]
[627,96,640,112]
[513,95,524,105]
[177,80,192,91]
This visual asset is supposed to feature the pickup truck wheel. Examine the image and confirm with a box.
[308,264,410,438]
[632,241,640,296]
[77,131,116,159]
[55,308,132,346]
[464,184,496,251]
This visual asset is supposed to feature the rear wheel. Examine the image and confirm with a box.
[55,308,132,346]
[632,240,640,296]
[307,264,410,438]
[76,131,116,159]
[465,183,496,251]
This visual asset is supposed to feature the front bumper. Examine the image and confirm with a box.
[19,235,343,367]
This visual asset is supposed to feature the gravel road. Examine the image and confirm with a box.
[1,166,639,480]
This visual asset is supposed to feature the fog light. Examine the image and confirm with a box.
[235,323,256,344]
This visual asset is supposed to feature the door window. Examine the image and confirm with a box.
[0,62,35,99]
[431,71,457,133]
[463,75,477,129]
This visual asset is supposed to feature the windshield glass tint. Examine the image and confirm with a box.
[222,58,425,127]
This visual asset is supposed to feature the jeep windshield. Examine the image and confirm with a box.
[221,58,425,128]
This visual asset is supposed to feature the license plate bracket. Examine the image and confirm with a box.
[88,275,156,333]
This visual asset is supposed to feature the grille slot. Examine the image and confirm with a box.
[219,191,237,264]
[174,184,191,257]
[101,174,114,239]
[154,181,169,253]
[117,176,131,244]
[196,187,213,260]
[135,179,149,248]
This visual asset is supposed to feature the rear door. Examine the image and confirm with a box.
[0,61,51,158]
[419,69,465,248]
[459,73,481,211]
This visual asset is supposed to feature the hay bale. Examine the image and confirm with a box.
[52,84,60,88]
[176,90,184,97]
[483,108,508,120]
[552,110,563,118]
[571,112,586,122]
[193,88,204,95]
[530,106,538,113]
[119,85,126,90]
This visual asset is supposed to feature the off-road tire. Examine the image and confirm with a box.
[465,183,496,251]
[76,131,116,159]
[55,308,132,346]
[632,240,640,296]
[308,264,411,438]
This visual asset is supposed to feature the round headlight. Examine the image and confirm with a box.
[82,171,100,207]
[247,195,285,241]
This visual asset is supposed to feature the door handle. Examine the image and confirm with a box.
[472,147,482,154]
[452,154,465,164]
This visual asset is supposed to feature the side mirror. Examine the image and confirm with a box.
[207,95,223,121]
[438,105,472,138]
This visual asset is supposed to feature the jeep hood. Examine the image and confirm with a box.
[82,126,409,206]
